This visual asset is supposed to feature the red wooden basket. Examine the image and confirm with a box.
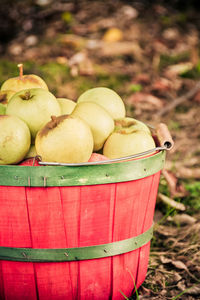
[0,123,173,300]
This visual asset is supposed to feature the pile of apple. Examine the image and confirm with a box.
[0,64,156,165]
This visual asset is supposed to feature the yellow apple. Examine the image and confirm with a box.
[1,64,48,92]
[77,87,126,119]
[35,115,94,163]
[0,115,31,165]
[71,101,114,151]
[57,98,76,115]
[103,118,155,159]
[6,88,61,140]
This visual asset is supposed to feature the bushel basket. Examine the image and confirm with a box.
[0,123,174,300]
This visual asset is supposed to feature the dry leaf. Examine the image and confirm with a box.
[177,167,200,179]
[187,285,200,295]
[172,214,197,225]
[162,169,188,198]
[100,41,143,60]
[151,78,172,92]
[171,260,188,271]
[160,255,172,264]
[164,62,193,78]
[127,92,164,109]
[193,90,200,103]
[177,280,186,291]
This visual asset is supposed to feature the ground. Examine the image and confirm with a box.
[0,1,199,299]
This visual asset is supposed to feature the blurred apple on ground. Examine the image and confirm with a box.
[71,101,114,151]
[77,87,126,119]
[0,115,31,165]
[35,115,93,163]
[6,88,61,141]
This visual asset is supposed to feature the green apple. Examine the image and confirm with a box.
[0,103,6,115]
[25,144,37,159]
[77,87,126,119]
[1,63,48,92]
[0,115,31,165]
[35,115,93,163]
[57,98,76,115]
[0,90,16,115]
[6,88,61,140]
[103,118,155,159]
[71,101,114,151]
[114,117,151,134]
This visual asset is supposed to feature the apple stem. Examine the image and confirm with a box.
[17,63,23,78]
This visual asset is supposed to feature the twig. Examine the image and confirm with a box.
[157,81,200,117]
[158,193,186,211]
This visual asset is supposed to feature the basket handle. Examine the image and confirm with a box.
[155,123,174,150]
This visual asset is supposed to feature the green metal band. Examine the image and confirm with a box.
[0,151,165,187]
[0,225,153,262]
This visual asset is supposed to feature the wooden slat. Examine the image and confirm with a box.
[0,186,37,300]
[78,184,116,299]
[25,186,73,300]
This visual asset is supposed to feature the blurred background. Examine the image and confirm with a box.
[0,0,200,298]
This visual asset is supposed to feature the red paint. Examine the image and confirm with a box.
[0,166,161,299]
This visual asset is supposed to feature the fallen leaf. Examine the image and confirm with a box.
[160,255,172,264]
[172,214,197,225]
[187,285,200,295]
[132,73,151,84]
[162,169,188,198]
[193,90,200,103]
[162,28,179,40]
[127,92,164,109]
[164,62,193,78]
[171,260,188,270]
[177,167,200,179]
[121,5,138,20]
[177,280,186,291]
[151,78,172,92]
[100,41,143,60]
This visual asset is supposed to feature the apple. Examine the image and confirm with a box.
[24,144,37,159]
[35,115,94,163]
[19,157,40,166]
[0,90,16,115]
[77,87,126,119]
[114,117,151,134]
[1,63,48,92]
[0,103,6,115]
[0,115,31,165]
[6,88,61,140]
[71,101,114,151]
[103,118,156,159]
[88,153,109,162]
[57,98,76,115]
